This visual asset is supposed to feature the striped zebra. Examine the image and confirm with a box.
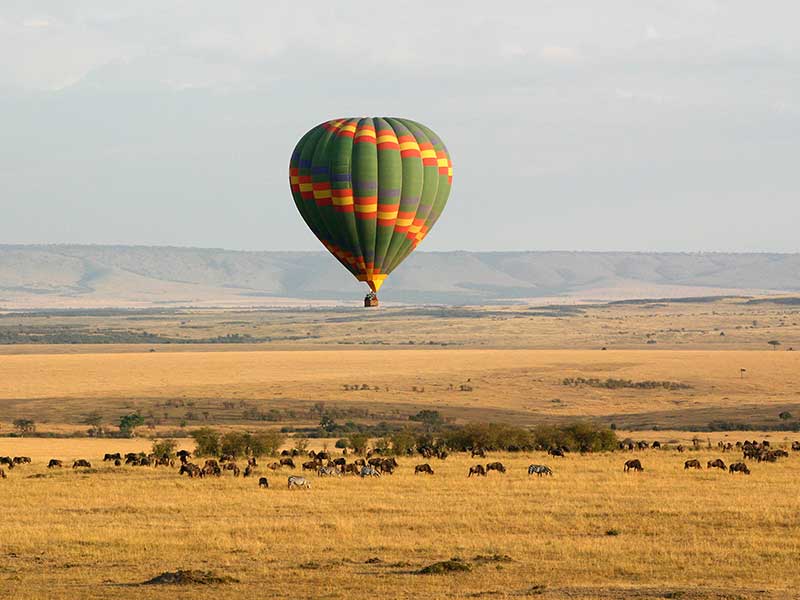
[317,465,341,477]
[360,465,381,478]
[287,476,311,490]
[528,464,553,477]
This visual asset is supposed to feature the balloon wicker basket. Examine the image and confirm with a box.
[364,294,379,308]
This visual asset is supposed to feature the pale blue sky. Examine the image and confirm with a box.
[1,1,798,252]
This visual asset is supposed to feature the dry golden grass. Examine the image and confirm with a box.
[1,439,799,599]
[1,348,798,432]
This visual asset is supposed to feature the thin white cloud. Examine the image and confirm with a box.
[539,45,580,62]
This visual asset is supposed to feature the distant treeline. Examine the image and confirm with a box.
[0,328,264,344]
[562,377,691,391]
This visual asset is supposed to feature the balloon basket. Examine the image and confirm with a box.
[364,293,379,308]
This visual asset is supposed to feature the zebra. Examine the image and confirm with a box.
[360,465,381,478]
[288,476,311,490]
[317,465,341,477]
[528,464,553,477]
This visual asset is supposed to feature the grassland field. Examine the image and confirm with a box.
[1,297,800,599]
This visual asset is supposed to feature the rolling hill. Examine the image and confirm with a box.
[1,245,799,308]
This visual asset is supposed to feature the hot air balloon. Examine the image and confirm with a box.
[289,117,452,307]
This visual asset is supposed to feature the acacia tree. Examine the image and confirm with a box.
[13,419,35,435]
[768,340,781,350]
[118,413,145,438]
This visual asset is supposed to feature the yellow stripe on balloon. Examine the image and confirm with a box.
[332,196,354,206]
[395,217,413,226]
[376,135,398,144]
[399,141,420,151]
[377,210,398,220]
[355,204,378,213]
[420,149,436,158]
[299,183,313,192]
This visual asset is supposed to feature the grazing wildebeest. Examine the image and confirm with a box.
[684,459,702,470]
[258,477,269,488]
[12,456,31,465]
[360,465,381,478]
[224,462,240,477]
[414,463,434,475]
[243,465,253,478]
[176,450,192,461]
[219,454,234,463]
[343,463,360,476]
[367,457,383,468]
[279,458,296,469]
[267,462,281,470]
[247,456,257,467]
[548,448,565,458]
[72,459,91,469]
[378,458,397,474]
[317,465,341,477]
[707,458,727,470]
[288,476,311,490]
[651,441,661,449]
[48,459,63,468]
[302,460,318,472]
[353,458,366,467]
[437,450,449,460]
[486,462,506,474]
[114,459,122,467]
[332,457,346,467]
[103,453,121,462]
[471,448,486,458]
[179,463,202,477]
[0,457,13,467]
[528,464,553,477]
[729,462,750,475]
[204,459,220,470]
[468,464,487,477]
[624,459,643,472]
[792,441,800,452]
[676,445,686,453]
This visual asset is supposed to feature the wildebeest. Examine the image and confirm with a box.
[103,453,121,462]
[548,447,565,458]
[0,468,5,479]
[267,462,281,470]
[204,459,220,470]
[676,445,686,453]
[279,457,296,469]
[414,463,434,475]
[485,462,506,474]
[707,458,727,470]
[0,456,13,467]
[258,477,269,488]
[243,465,253,478]
[332,457,346,468]
[343,463,360,476]
[684,459,702,470]
[114,459,122,467]
[288,476,311,490]
[729,462,750,475]
[302,460,317,471]
[176,449,192,461]
[317,465,341,477]
[468,464,487,477]
[651,441,661,449]
[219,454,234,463]
[12,456,31,465]
[437,449,449,460]
[624,459,643,472]
[471,448,486,458]
[792,441,800,452]
[528,464,552,477]
[353,458,366,467]
[224,462,240,477]
[247,456,257,467]
[179,463,202,477]
[72,459,91,469]
[48,459,63,468]
[360,465,381,478]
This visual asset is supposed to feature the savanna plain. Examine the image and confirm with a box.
[2,297,800,599]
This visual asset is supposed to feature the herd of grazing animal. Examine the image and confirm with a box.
[2,438,797,487]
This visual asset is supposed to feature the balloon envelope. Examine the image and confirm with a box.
[289,117,452,292]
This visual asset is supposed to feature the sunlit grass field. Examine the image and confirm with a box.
[2,439,799,600]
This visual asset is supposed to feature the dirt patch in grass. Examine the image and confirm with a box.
[141,570,238,585]
[417,558,472,575]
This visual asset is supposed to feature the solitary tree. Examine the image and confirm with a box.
[768,340,781,350]
[118,413,145,438]
[83,412,104,437]
[779,411,793,421]
[13,418,35,435]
